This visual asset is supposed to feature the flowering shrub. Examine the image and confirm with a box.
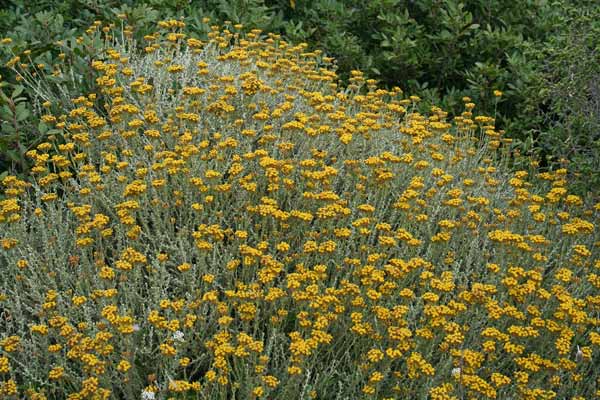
[2,2,600,195]
[1,20,599,400]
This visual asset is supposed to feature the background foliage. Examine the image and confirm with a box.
[1,0,599,195]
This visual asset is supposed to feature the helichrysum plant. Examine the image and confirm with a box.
[0,18,599,400]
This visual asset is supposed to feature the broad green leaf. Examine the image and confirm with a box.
[11,85,24,99]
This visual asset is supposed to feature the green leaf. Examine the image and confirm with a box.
[16,107,30,122]
[1,123,16,134]
[46,129,63,136]
[38,121,49,134]
[5,149,20,162]
[11,85,24,99]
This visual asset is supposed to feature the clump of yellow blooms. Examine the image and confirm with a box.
[0,18,599,400]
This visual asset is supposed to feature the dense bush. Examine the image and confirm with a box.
[1,20,599,399]
[1,1,599,195]
[513,3,600,195]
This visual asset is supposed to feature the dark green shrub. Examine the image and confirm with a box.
[511,2,600,196]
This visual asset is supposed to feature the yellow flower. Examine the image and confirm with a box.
[48,366,64,380]
[0,357,9,373]
[160,343,177,356]
[252,386,264,397]
[179,357,191,367]
[117,360,131,372]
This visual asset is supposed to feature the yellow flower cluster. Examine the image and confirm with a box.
[0,18,598,400]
